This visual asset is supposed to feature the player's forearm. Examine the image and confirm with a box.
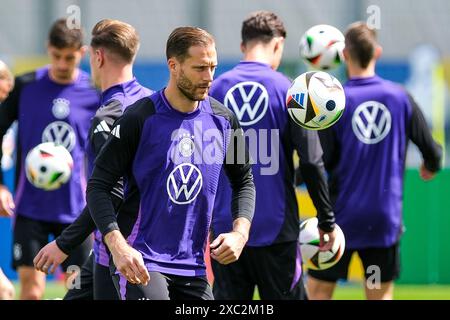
[232,217,251,242]
[86,165,121,236]
[294,126,335,231]
[57,192,124,254]
[225,161,256,222]
[0,77,22,185]
[300,163,335,232]
[0,125,15,185]
[408,93,443,172]
[224,125,256,223]
[56,206,96,254]
[104,229,129,256]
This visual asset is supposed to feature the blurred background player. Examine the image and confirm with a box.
[0,61,14,102]
[0,19,99,299]
[86,26,255,300]
[307,22,443,300]
[0,60,15,300]
[209,11,336,300]
[34,19,152,300]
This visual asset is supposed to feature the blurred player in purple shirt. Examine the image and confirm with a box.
[0,19,99,299]
[308,22,442,300]
[34,19,152,300]
[209,11,336,300]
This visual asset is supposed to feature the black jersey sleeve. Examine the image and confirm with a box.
[55,99,126,254]
[87,99,150,236]
[407,93,443,172]
[55,206,96,254]
[317,127,340,173]
[223,115,256,223]
[289,118,335,232]
[0,74,32,184]
[209,97,255,223]
[55,195,122,254]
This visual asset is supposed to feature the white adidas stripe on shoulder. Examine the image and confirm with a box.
[111,125,121,139]
[93,120,111,134]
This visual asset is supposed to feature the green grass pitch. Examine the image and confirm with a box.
[12,281,450,300]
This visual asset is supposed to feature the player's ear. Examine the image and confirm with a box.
[92,48,104,68]
[374,45,383,60]
[276,37,284,50]
[79,45,87,57]
[46,42,53,56]
[167,57,177,74]
[98,48,106,68]
[343,47,349,61]
[240,42,245,54]
[273,37,284,54]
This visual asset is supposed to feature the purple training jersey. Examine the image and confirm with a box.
[90,78,152,267]
[330,76,430,248]
[89,89,254,276]
[210,61,299,246]
[2,66,99,224]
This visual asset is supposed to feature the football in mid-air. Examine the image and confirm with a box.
[25,142,73,191]
[299,24,345,70]
[299,217,345,271]
[286,71,345,130]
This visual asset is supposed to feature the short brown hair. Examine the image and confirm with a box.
[241,11,286,45]
[345,22,378,68]
[91,19,140,63]
[166,27,215,62]
[48,18,84,49]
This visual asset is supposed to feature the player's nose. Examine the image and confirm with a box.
[203,69,214,82]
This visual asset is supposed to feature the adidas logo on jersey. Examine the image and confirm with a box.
[93,120,111,134]
[111,125,120,139]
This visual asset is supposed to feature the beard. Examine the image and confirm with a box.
[177,69,209,101]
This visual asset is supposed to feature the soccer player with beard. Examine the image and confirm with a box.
[86,26,256,300]
[0,19,99,300]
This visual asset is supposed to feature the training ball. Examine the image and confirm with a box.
[25,142,73,191]
[299,24,345,70]
[299,217,345,270]
[286,71,345,130]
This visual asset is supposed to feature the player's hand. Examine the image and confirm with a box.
[0,184,14,217]
[111,245,150,286]
[210,231,247,265]
[33,240,68,274]
[106,230,150,285]
[319,228,336,252]
[420,164,436,181]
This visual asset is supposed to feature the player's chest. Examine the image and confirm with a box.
[19,86,92,125]
[133,117,227,184]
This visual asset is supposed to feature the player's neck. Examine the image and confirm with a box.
[242,45,276,69]
[347,61,376,79]
[164,83,199,113]
[49,67,79,85]
[100,64,134,92]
